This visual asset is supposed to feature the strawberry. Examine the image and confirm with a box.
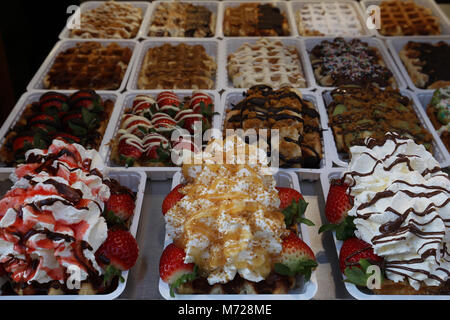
[52,132,81,144]
[12,136,34,152]
[274,232,317,281]
[162,184,185,215]
[276,187,314,228]
[96,230,139,284]
[159,243,197,297]
[339,237,384,287]
[132,95,154,114]
[118,139,143,167]
[145,143,171,164]
[105,193,136,225]
[157,91,180,108]
[39,92,68,112]
[69,90,101,110]
[182,115,205,135]
[318,179,356,241]
[190,93,213,114]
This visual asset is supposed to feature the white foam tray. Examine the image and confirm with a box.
[0,91,122,171]
[319,88,449,168]
[140,1,221,40]
[386,36,450,93]
[159,170,318,300]
[219,89,332,180]
[100,90,222,181]
[320,168,450,300]
[303,36,407,91]
[26,39,139,93]
[0,168,146,300]
[58,1,152,41]
[222,37,316,90]
[289,0,371,37]
[360,0,450,38]
[220,1,298,37]
[126,39,223,91]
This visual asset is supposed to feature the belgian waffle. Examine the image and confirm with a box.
[377,0,441,36]
[310,38,395,88]
[223,3,290,36]
[43,42,132,90]
[148,2,215,37]
[399,41,450,89]
[296,2,364,36]
[227,38,306,89]
[137,43,216,89]
[325,85,434,157]
[224,86,323,168]
[70,1,143,39]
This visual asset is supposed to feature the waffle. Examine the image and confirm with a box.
[325,85,434,157]
[399,41,450,89]
[228,38,306,89]
[148,2,215,37]
[43,42,132,90]
[224,86,323,168]
[223,3,290,36]
[137,43,216,89]
[70,1,143,39]
[296,2,364,36]
[377,0,441,36]
[426,87,450,152]
[310,38,395,88]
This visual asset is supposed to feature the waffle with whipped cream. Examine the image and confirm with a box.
[227,38,306,89]
[70,1,143,39]
[296,2,364,36]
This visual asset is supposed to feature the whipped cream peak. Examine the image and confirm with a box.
[342,133,450,290]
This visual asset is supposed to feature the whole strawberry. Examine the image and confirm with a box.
[105,193,135,225]
[275,232,317,281]
[159,243,197,297]
[96,230,139,284]
[276,187,314,228]
[162,184,185,215]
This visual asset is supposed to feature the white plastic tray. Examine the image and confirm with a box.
[26,39,139,93]
[100,90,222,181]
[141,1,221,39]
[319,88,449,168]
[0,169,146,300]
[126,39,222,91]
[303,36,407,90]
[223,37,316,90]
[159,170,318,300]
[219,89,332,180]
[320,168,450,300]
[220,1,298,37]
[0,91,121,171]
[386,36,450,93]
[360,0,450,38]
[289,0,371,37]
[58,1,152,41]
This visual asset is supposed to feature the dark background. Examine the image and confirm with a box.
[0,0,449,125]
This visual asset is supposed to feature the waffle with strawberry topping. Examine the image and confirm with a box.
[111,91,215,167]
[0,90,115,166]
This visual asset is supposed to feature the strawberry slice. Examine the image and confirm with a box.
[276,187,313,228]
[12,136,34,153]
[339,237,384,287]
[157,92,180,108]
[118,139,143,167]
[39,92,68,112]
[69,90,101,109]
[159,243,197,297]
[52,133,81,144]
[189,93,213,113]
[274,232,317,281]
[318,179,355,240]
[162,184,185,215]
[105,193,136,225]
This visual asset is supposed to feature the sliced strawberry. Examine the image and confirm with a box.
[319,179,355,240]
[132,95,155,115]
[190,93,213,114]
[39,92,68,112]
[275,232,317,281]
[118,139,143,167]
[159,243,197,297]
[162,184,185,215]
[153,117,177,130]
[105,193,135,224]
[12,136,34,153]
[182,116,204,135]
[52,132,81,144]
[276,187,313,228]
[29,113,57,125]
[157,92,180,108]
[62,112,83,125]
[69,90,101,109]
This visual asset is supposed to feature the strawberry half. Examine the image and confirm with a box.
[274,232,317,281]
[159,243,197,297]
[12,136,34,153]
[162,184,185,215]
[276,187,314,228]
[339,237,384,287]
[318,179,355,240]
[96,230,139,284]
[118,139,143,167]
[105,193,136,225]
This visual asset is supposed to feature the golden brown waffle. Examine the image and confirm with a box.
[372,279,450,295]
[137,43,216,89]
[378,0,441,36]
[223,3,290,36]
[399,41,450,89]
[70,1,143,39]
[43,42,132,90]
